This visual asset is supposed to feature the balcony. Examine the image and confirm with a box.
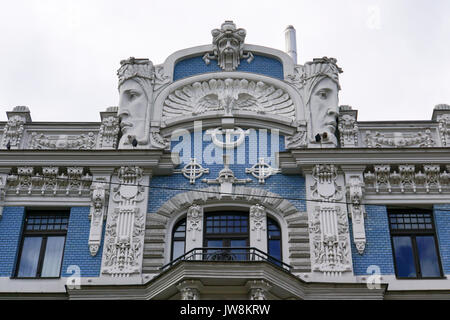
[160,247,293,273]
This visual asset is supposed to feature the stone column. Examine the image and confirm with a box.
[100,166,151,277]
[249,204,267,256]
[185,204,203,254]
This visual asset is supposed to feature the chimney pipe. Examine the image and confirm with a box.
[284,25,298,64]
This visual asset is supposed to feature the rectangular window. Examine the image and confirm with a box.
[15,210,69,278]
[388,209,443,279]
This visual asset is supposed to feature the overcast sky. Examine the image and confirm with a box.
[0,0,449,123]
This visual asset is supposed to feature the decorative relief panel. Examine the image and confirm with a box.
[1,106,30,149]
[162,78,295,121]
[365,130,434,148]
[101,166,148,277]
[249,204,267,243]
[154,65,171,92]
[6,166,92,197]
[285,125,307,149]
[309,206,352,276]
[186,204,203,244]
[29,132,96,150]
[437,114,450,147]
[307,165,352,276]
[97,107,120,149]
[338,106,358,147]
[364,164,450,194]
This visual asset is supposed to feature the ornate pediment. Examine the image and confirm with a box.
[162,78,295,121]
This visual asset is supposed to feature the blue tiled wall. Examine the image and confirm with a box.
[350,205,395,275]
[173,55,284,81]
[434,205,450,274]
[0,207,25,277]
[149,129,306,213]
[61,207,104,277]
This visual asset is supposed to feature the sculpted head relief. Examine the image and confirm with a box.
[117,57,154,149]
[203,20,254,71]
[302,57,343,146]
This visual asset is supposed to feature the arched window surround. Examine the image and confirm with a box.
[166,202,289,266]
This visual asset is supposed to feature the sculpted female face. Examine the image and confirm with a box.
[118,79,148,147]
[309,77,339,144]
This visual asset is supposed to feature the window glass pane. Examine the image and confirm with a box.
[207,240,223,248]
[172,241,185,260]
[416,236,441,278]
[393,236,417,278]
[206,240,224,260]
[230,239,246,247]
[230,240,247,261]
[17,237,42,277]
[268,240,281,262]
[41,236,65,277]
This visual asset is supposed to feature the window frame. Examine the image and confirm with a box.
[14,209,70,279]
[388,208,444,280]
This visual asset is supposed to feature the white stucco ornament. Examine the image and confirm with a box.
[246,157,280,184]
[162,78,295,121]
[203,20,254,71]
[202,156,252,196]
[174,158,210,184]
[206,127,249,149]
[117,57,168,150]
[301,57,343,147]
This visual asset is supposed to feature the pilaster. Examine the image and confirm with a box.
[303,164,353,277]
[88,168,114,256]
[249,204,268,254]
[100,166,151,278]
[342,165,367,255]
[185,204,203,252]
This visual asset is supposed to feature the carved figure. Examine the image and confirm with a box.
[302,57,343,146]
[117,57,154,149]
[203,20,253,71]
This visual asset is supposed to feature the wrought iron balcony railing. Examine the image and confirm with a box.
[160,247,293,273]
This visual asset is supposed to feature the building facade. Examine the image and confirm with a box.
[1,21,450,299]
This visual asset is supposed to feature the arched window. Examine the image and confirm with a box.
[169,211,283,265]
[267,217,282,262]
[171,219,186,260]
